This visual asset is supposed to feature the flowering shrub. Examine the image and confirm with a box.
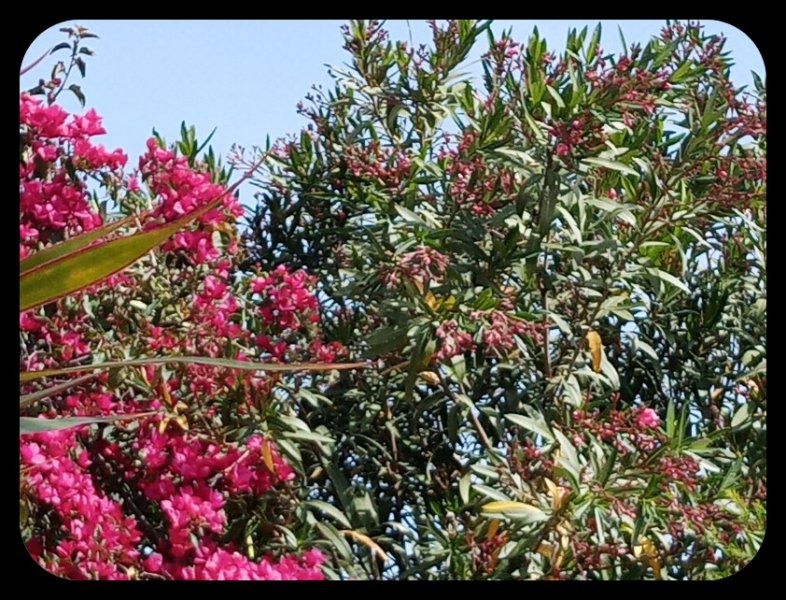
[243,20,765,579]
[20,28,336,580]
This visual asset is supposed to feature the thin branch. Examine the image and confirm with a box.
[20,46,54,76]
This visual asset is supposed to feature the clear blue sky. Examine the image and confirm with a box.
[21,20,765,175]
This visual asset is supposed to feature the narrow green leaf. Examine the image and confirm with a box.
[21,146,272,311]
[315,522,353,562]
[731,403,750,429]
[68,84,85,107]
[597,446,618,487]
[719,456,744,491]
[21,206,218,311]
[20,213,138,276]
[282,431,335,444]
[648,267,691,295]
[394,204,428,228]
[666,397,676,440]
[505,413,555,442]
[20,412,154,435]
[20,356,367,383]
[20,373,99,407]
[583,157,638,176]
[545,85,566,109]
[305,500,353,529]
[459,472,471,505]
[481,501,548,523]
[472,484,511,502]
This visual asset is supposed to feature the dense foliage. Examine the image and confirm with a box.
[21,20,765,581]
[241,20,766,579]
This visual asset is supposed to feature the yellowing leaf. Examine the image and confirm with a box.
[418,371,441,386]
[633,536,662,580]
[442,295,457,311]
[486,518,500,540]
[536,541,553,559]
[424,291,438,311]
[482,501,540,513]
[544,478,570,512]
[744,378,760,399]
[341,530,388,563]
[586,330,603,373]
[261,438,275,473]
[160,380,173,407]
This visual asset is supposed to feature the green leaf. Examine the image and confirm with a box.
[365,326,407,358]
[562,374,583,407]
[314,522,354,562]
[20,213,138,276]
[68,84,85,107]
[719,456,744,492]
[555,206,582,243]
[584,198,636,225]
[20,193,229,312]
[20,356,367,383]
[282,430,334,443]
[305,500,353,529]
[505,413,554,442]
[731,403,750,429]
[20,412,154,435]
[20,373,99,407]
[459,472,471,505]
[394,204,428,228]
[51,42,71,53]
[553,429,581,483]
[473,484,511,502]
[648,267,691,295]
[582,157,638,177]
[20,144,269,311]
[670,61,692,83]
[636,339,660,362]
[666,397,676,440]
[545,85,566,109]
[597,446,617,487]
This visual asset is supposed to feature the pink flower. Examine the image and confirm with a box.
[555,143,570,157]
[636,407,661,429]
[435,320,474,361]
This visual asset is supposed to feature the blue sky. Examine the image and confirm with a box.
[21,20,765,176]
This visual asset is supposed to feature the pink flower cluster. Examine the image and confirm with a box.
[20,94,329,579]
[21,429,143,580]
[472,309,540,357]
[434,129,519,217]
[19,94,128,256]
[434,319,474,361]
[252,265,321,331]
[570,405,663,457]
[176,544,324,580]
[138,137,243,264]
[345,141,412,192]
[384,246,450,288]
